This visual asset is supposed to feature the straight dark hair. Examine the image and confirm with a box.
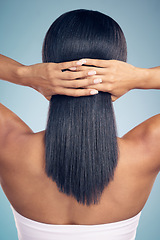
[42,9,127,206]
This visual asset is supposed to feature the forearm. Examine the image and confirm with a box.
[135,66,160,90]
[0,54,27,86]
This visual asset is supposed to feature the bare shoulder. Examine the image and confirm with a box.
[0,103,33,134]
[0,103,33,146]
[122,114,160,172]
[0,103,34,168]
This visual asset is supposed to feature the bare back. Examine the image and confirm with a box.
[0,110,159,225]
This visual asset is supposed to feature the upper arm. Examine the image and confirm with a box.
[0,103,33,163]
[122,114,160,172]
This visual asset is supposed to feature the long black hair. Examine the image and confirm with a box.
[42,9,127,206]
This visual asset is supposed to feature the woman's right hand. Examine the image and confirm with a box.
[19,60,100,101]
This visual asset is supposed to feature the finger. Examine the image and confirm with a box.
[68,66,93,71]
[58,77,103,88]
[58,70,96,80]
[58,70,106,80]
[57,59,85,70]
[83,83,105,92]
[83,82,113,93]
[56,58,105,70]
[79,58,115,68]
[68,65,107,73]
[56,87,99,97]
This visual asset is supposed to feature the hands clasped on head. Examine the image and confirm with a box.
[27,58,142,101]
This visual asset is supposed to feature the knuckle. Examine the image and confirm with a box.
[90,78,95,85]
[74,66,79,71]
[76,66,82,71]
[109,75,114,83]
[85,86,91,89]
[73,72,79,79]
[87,84,93,88]
[107,84,113,92]
[72,81,79,88]
[46,63,52,76]
[46,63,56,78]
[69,72,76,79]
[58,62,64,70]
[84,70,89,77]
[64,72,71,79]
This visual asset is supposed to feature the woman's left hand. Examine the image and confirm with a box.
[69,59,144,101]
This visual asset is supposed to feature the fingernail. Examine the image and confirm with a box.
[69,67,77,70]
[76,61,83,66]
[90,89,99,95]
[81,59,87,64]
[88,70,96,76]
[76,59,87,65]
[94,78,102,84]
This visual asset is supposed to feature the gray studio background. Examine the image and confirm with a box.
[0,0,160,239]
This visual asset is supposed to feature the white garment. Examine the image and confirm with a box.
[11,205,141,240]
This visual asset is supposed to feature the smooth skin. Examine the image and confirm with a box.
[0,55,160,225]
